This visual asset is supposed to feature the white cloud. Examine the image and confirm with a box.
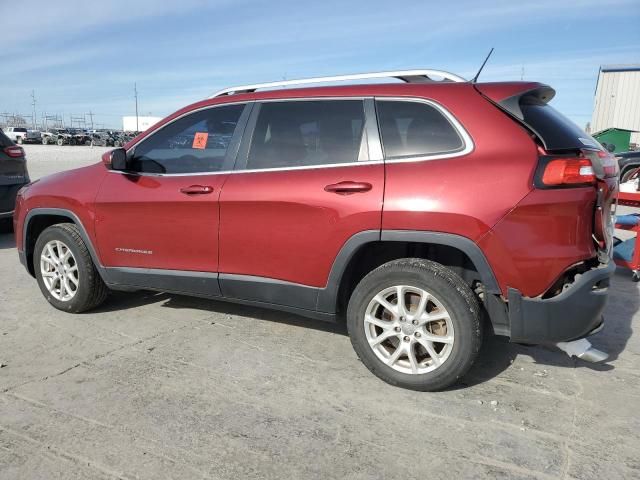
[0,0,224,47]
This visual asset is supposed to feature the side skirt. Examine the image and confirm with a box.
[103,267,335,323]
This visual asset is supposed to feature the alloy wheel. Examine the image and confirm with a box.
[40,240,79,301]
[364,285,455,374]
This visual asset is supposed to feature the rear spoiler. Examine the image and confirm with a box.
[473,82,555,120]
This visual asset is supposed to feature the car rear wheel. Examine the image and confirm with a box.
[34,223,108,313]
[56,138,64,146]
[17,137,23,144]
[347,258,482,391]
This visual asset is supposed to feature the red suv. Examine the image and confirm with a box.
[14,70,619,391]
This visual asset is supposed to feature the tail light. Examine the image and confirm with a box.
[540,157,596,187]
[590,150,619,178]
[3,146,25,158]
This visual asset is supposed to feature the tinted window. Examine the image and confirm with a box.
[520,101,600,151]
[131,104,244,174]
[14,128,27,133]
[246,100,365,170]
[0,130,13,147]
[376,101,464,159]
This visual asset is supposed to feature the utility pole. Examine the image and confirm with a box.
[88,110,94,130]
[31,90,37,130]
[134,82,139,132]
[520,65,525,81]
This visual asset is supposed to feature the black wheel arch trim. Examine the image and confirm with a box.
[22,208,105,278]
[316,229,500,313]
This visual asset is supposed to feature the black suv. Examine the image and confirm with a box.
[0,130,29,231]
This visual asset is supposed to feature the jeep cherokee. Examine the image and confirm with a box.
[13,70,619,391]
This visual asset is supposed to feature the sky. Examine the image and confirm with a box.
[1,0,639,130]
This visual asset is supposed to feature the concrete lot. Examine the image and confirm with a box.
[1,145,639,479]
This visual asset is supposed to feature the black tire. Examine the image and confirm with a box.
[34,223,109,313]
[347,258,482,391]
[42,137,49,145]
[0,218,13,233]
[621,167,638,184]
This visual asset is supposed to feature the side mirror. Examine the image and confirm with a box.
[103,148,128,171]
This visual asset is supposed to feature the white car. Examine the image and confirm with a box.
[4,127,41,144]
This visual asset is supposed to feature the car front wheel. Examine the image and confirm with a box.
[347,258,482,391]
[34,223,108,313]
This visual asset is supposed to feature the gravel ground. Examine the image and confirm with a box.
[22,144,111,180]
[0,146,639,479]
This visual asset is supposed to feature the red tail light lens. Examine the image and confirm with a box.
[3,146,25,158]
[541,158,596,186]
[596,150,618,177]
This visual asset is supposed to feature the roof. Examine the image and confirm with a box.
[593,127,639,135]
[600,64,640,73]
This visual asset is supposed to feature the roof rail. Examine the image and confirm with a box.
[208,69,466,98]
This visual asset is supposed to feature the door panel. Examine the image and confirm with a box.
[94,172,225,272]
[218,164,383,287]
[94,102,250,273]
[218,98,384,303]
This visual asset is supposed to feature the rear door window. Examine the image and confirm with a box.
[130,104,245,174]
[245,100,366,170]
[376,100,464,159]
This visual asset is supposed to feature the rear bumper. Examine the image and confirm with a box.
[507,261,615,343]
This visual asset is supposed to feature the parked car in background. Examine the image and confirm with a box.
[617,150,640,183]
[89,132,112,147]
[13,69,619,391]
[69,129,92,146]
[0,130,29,231]
[42,128,74,145]
[4,127,41,144]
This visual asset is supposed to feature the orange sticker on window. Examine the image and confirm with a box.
[192,132,208,149]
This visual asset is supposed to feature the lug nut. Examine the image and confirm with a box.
[399,316,406,322]
[415,332,421,338]
[403,336,410,342]
[394,326,401,333]
[412,319,418,325]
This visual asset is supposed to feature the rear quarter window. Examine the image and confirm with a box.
[376,100,464,160]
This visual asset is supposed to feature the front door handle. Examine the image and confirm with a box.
[180,185,214,195]
[324,181,373,195]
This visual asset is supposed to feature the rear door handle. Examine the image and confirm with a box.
[180,185,214,195]
[324,181,373,195]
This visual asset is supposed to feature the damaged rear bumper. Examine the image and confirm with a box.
[507,261,615,344]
